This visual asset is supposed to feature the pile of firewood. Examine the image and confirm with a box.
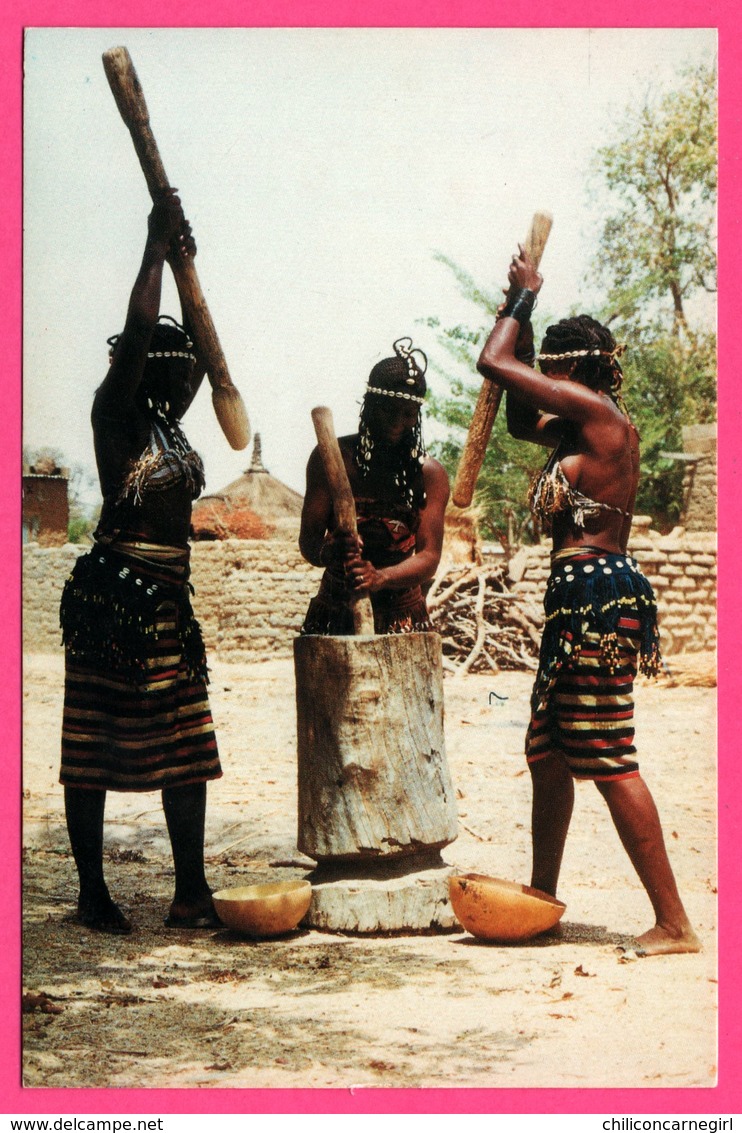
[426,562,543,674]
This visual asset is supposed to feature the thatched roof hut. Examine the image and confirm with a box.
[191,434,303,540]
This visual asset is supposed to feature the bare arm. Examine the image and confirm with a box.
[298,443,360,568]
[93,189,191,417]
[478,316,608,423]
[477,246,614,429]
[170,226,208,416]
[346,458,450,593]
[505,392,563,446]
[299,445,335,566]
[491,265,561,446]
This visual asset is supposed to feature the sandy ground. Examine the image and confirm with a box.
[22,651,717,1091]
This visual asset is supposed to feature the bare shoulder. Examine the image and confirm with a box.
[307,433,356,463]
[422,455,450,503]
[305,433,358,484]
[581,399,636,456]
[337,433,359,454]
[422,455,450,483]
[91,382,136,430]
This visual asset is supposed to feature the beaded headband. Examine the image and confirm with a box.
[146,348,196,362]
[366,386,425,404]
[107,345,197,363]
[537,344,626,362]
[364,337,427,404]
[107,315,196,363]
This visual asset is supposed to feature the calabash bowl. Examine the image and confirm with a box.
[212,880,312,937]
[449,873,565,943]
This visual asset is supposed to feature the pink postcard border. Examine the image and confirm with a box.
[4,0,739,1116]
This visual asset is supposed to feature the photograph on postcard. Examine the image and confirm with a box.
[22,26,717,1090]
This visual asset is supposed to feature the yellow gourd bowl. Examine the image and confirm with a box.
[212,880,312,937]
[449,873,565,942]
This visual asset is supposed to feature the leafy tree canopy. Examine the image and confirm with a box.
[424,57,716,543]
[589,58,716,337]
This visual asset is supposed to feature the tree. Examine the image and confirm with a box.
[589,58,716,339]
[588,57,717,527]
[424,57,717,539]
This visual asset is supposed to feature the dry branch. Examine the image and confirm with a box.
[429,559,542,674]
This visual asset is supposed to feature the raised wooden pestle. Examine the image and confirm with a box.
[102,46,250,451]
[310,406,375,635]
[451,210,553,508]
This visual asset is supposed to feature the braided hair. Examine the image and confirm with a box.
[107,316,197,422]
[538,315,629,416]
[356,338,428,510]
[107,315,196,364]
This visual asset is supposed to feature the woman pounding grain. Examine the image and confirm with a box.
[299,338,449,634]
[476,245,700,955]
[59,188,222,933]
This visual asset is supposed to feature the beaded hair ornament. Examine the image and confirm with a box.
[365,337,428,404]
[106,315,198,365]
[536,344,626,363]
[106,316,197,423]
[356,337,428,509]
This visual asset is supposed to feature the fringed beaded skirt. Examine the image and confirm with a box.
[59,542,221,792]
[525,548,661,782]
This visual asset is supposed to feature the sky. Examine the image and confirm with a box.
[23,26,716,506]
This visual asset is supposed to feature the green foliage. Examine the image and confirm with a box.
[589,58,716,334]
[620,328,716,527]
[587,56,717,528]
[423,313,549,547]
[67,513,96,544]
[423,58,717,541]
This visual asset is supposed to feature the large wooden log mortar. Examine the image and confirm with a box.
[451,211,553,509]
[294,407,458,862]
[295,632,458,861]
[102,46,250,451]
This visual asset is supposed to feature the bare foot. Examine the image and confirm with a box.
[631,923,702,956]
[165,896,221,930]
[76,896,132,935]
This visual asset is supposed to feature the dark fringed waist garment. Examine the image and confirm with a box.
[533,548,661,713]
[59,540,221,792]
[60,541,208,686]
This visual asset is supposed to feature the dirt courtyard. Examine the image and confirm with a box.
[22,651,717,1091]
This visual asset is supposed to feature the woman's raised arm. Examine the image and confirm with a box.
[94,189,187,415]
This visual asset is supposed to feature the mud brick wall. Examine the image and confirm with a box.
[23,526,716,658]
[503,530,717,655]
[681,454,717,534]
[23,545,83,654]
[22,475,69,547]
[22,529,322,660]
[188,538,321,658]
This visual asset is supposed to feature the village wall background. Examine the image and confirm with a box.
[499,528,717,656]
[679,425,717,534]
[23,521,716,659]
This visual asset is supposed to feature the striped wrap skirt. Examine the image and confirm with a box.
[60,541,222,792]
[526,548,661,782]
